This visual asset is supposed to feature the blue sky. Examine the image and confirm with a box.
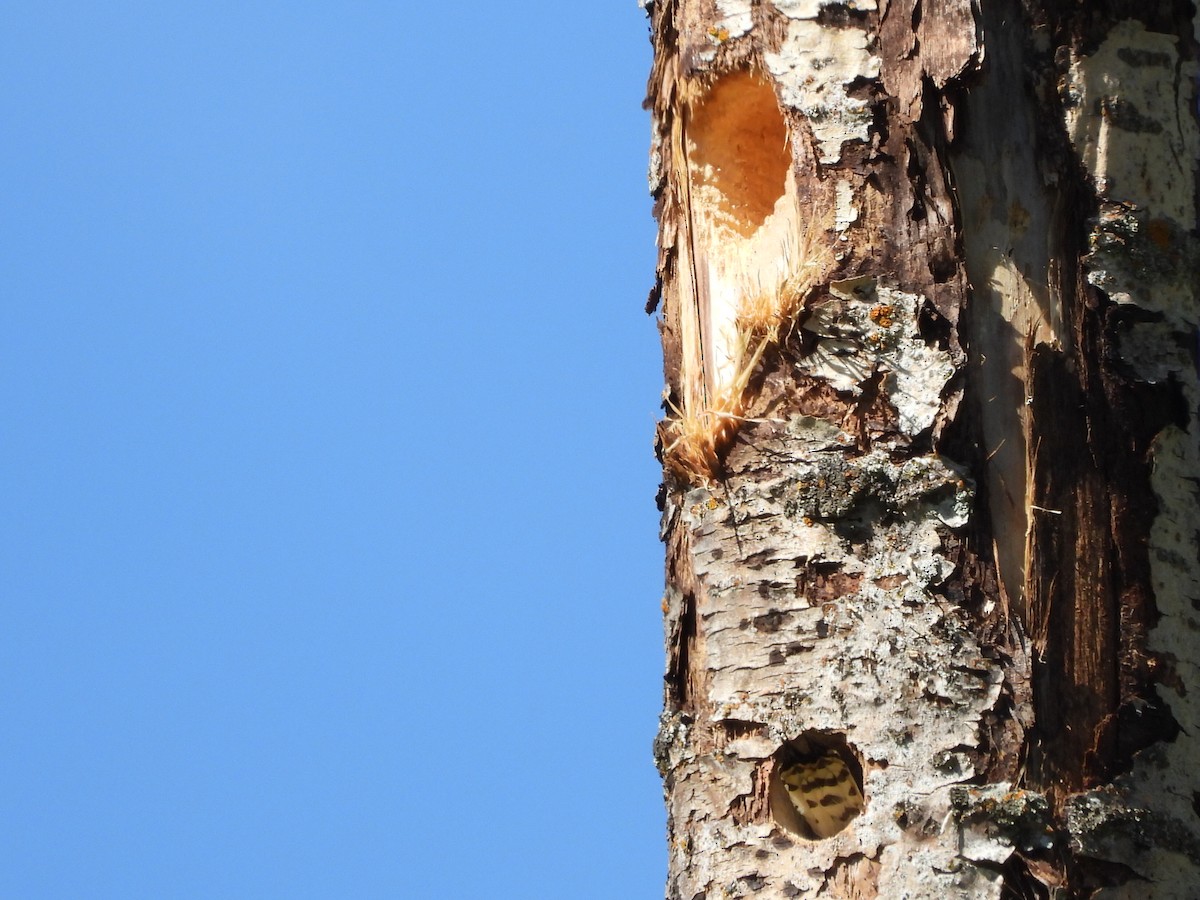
[1,4,664,897]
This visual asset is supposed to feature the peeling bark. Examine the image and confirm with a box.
[644,1,1200,897]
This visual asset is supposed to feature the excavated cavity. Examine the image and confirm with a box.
[770,732,866,841]
[686,70,791,238]
[662,68,828,483]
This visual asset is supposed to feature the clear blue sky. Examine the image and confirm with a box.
[1,4,664,897]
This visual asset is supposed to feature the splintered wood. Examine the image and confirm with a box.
[659,69,833,484]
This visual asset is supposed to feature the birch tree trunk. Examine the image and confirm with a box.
[644,2,1200,897]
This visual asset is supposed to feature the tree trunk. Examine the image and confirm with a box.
[644,1,1200,897]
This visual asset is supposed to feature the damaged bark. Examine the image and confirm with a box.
[644,1,1200,897]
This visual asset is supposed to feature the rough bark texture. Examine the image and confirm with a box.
[645,1,1200,897]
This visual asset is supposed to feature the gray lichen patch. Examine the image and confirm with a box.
[1065,784,1200,872]
[950,785,1055,862]
[800,277,957,435]
[654,710,694,781]
[682,444,972,606]
[710,1,753,45]
[779,451,972,531]
[1085,205,1200,331]
[763,4,879,163]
